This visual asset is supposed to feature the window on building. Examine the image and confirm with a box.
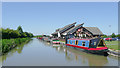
[82,42,85,46]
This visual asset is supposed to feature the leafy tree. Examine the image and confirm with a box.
[36,35,43,37]
[0,28,2,39]
[102,35,107,38]
[2,28,10,39]
[29,33,34,37]
[21,32,27,38]
[2,26,33,39]
[116,34,120,39]
[111,33,116,38]
[17,26,23,34]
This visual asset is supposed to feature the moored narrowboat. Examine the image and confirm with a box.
[66,37,109,55]
[51,38,60,44]
[42,37,51,42]
[38,37,43,40]
[52,39,60,44]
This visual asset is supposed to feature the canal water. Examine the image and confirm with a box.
[0,38,119,66]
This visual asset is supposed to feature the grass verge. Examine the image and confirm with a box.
[0,38,31,55]
[105,41,119,50]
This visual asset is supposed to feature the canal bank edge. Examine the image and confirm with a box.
[108,49,120,57]
[0,38,32,56]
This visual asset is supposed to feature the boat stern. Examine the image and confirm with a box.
[87,47,109,55]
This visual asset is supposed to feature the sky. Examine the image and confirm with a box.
[2,2,118,35]
[2,0,120,2]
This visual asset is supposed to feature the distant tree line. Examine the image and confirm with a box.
[1,26,34,39]
[102,33,120,38]
[35,35,50,38]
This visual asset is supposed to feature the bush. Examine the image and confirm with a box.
[1,38,31,54]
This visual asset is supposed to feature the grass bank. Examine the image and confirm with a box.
[105,41,119,50]
[0,38,32,55]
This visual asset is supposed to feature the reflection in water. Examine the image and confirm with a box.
[1,39,32,63]
[40,40,109,66]
[65,48,108,66]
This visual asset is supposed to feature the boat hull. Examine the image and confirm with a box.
[66,44,109,55]
[38,37,43,39]
[86,49,109,55]
[52,41,60,44]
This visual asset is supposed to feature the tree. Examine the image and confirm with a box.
[17,26,23,34]
[2,27,33,39]
[116,34,120,39]
[102,35,107,38]
[2,28,10,39]
[21,32,27,38]
[29,33,34,37]
[0,28,2,39]
[111,33,116,38]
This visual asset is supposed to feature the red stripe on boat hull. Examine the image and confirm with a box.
[66,44,88,50]
[88,47,108,50]
[38,38,43,39]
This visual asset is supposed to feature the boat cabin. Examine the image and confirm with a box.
[67,38,106,49]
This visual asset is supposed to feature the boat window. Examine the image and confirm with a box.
[75,40,78,45]
[90,39,98,48]
[69,40,70,44]
[72,41,74,44]
[94,42,96,46]
[82,42,85,46]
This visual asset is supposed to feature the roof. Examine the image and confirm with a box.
[68,38,91,40]
[84,27,103,35]
[62,23,84,35]
[51,22,76,35]
[51,23,103,36]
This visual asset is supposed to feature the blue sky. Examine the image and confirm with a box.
[2,2,118,35]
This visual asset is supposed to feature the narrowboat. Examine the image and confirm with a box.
[52,40,60,44]
[51,38,60,44]
[38,37,43,40]
[66,37,109,55]
[42,37,51,42]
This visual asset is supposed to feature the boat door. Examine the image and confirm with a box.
[97,39,106,47]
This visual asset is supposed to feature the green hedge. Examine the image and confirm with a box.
[1,38,31,54]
